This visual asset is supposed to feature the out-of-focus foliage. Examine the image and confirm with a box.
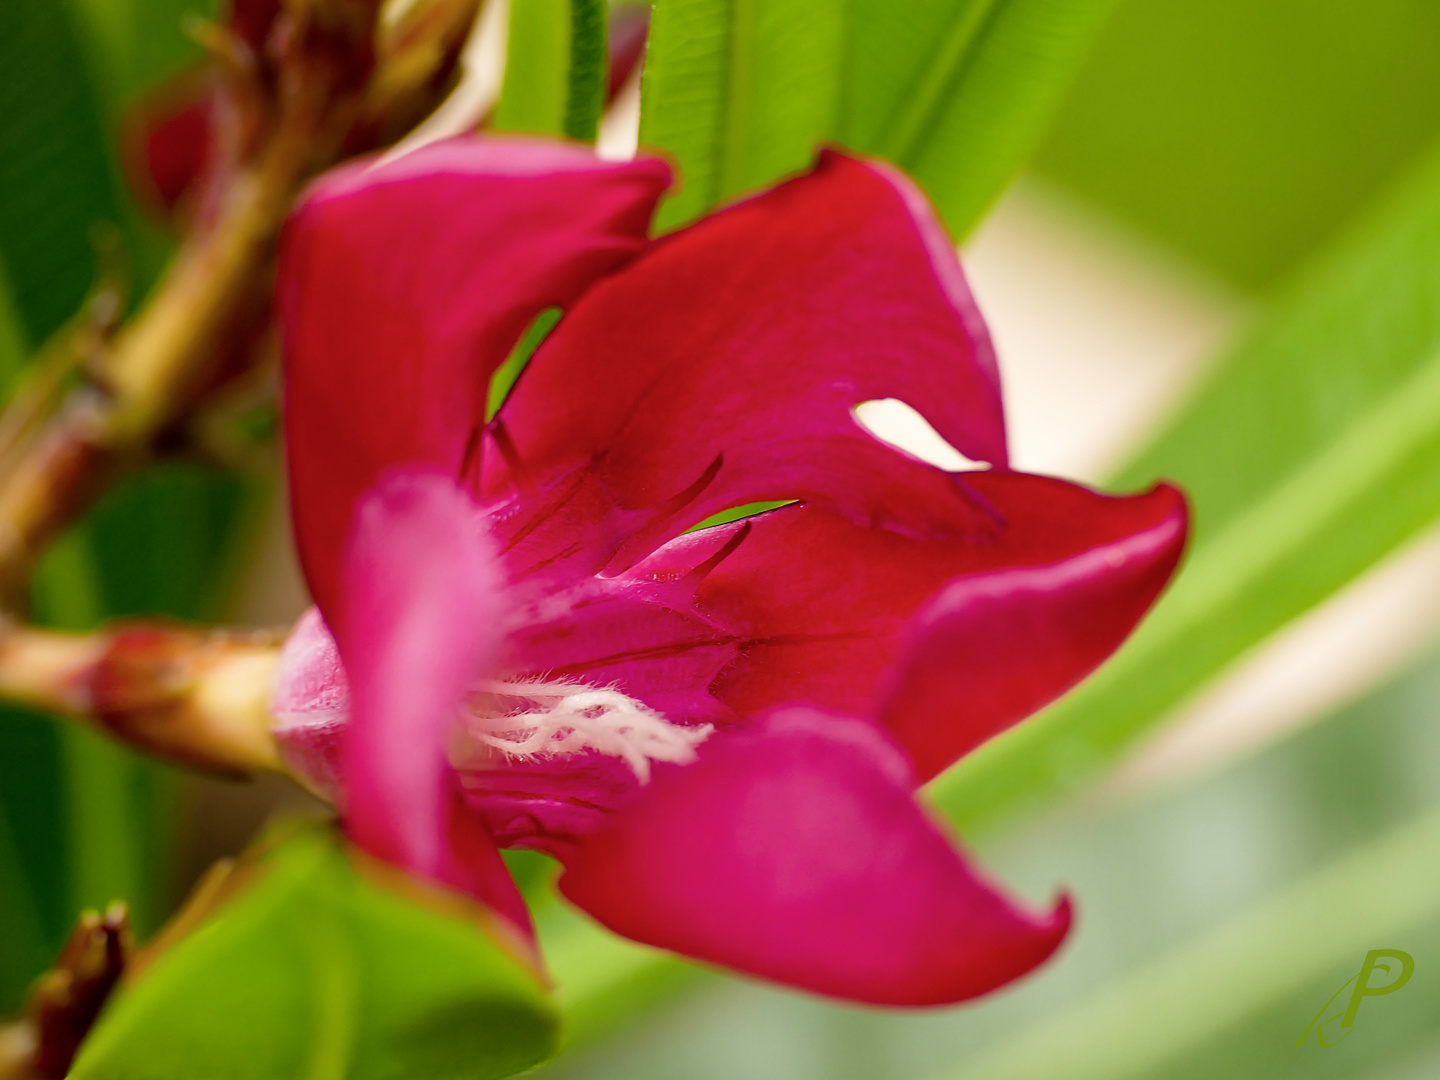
[70,821,559,1080]
[931,135,1440,836]
[0,0,243,1013]
[1035,0,1440,290]
[639,0,1116,234]
[532,632,1440,1080]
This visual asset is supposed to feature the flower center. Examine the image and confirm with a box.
[452,678,712,782]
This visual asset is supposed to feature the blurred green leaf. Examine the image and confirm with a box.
[494,0,609,142]
[68,0,215,110]
[945,803,1440,1080]
[640,0,845,230]
[932,137,1440,835]
[0,1,128,344]
[640,0,1112,236]
[1035,0,1440,290]
[0,0,250,1006]
[849,0,1118,240]
[536,898,703,1050]
[71,822,559,1080]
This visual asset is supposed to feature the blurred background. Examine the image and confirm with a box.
[6,0,1440,1077]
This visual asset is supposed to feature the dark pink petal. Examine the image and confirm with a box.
[280,135,671,612]
[336,470,527,929]
[879,487,1188,781]
[637,474,1185,773]
[487,148,1005,570]
[559,708,1070,1005]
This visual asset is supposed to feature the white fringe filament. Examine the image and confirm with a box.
[456,678,712,783]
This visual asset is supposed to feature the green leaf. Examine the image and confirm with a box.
[639,0,1112,237]
[944,802,1440,1080]
[493,0,609,142]
[860,0,1119,240]
[0,1,128,344]
[71,822,559,1080]
[535,898,703,1051]
[0,0,240,1011]
[1034,0,1440,290]
[639,0,844,230]
[563,0,608,141]
[930,136,1440,835]
[67,0,216,110]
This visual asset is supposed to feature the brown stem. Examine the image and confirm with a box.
[0,906,131,1080]
[0,0,481,601]
[0,52,339,596]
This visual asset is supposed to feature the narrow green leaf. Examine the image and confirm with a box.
[563,0,608,141]
[494,0,609,142]
[494,0,572,137]
[71,822,559,1080]
[640,0,844,230]
[846,0,1119,240]
[931,138,1440,835]
[0,1,127,344]
[488,306,563,420]
[638,0,733,226]
[639,0,1113,238]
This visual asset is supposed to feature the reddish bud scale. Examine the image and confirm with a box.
[88,623,284,776]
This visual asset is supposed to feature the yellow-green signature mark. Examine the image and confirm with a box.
[1296,949,1415,1048]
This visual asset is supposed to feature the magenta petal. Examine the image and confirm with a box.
[880,485,1188,780]
[681,475,1186,766]
[489,148,1006,563]
[280,135,671,611]
[336,470,523,922]
[559,708,1070,1005]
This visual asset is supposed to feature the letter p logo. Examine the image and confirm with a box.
[1342,949,1414,1028]
[1297,949,1416,1047]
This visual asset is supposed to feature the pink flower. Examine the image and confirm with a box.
[270,135,1187,1006]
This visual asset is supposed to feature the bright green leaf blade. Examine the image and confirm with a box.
[847,0,1119,240]
[640,0,844,230]
[495,0,608,142]
[563,0,608,142]
[495,0,572,137]
[931,137,1440,835]
[897,0,1119,239]
[639,0,731,227]
[71,822,559,1080]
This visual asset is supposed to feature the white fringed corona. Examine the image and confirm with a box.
[454,678,712,782]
